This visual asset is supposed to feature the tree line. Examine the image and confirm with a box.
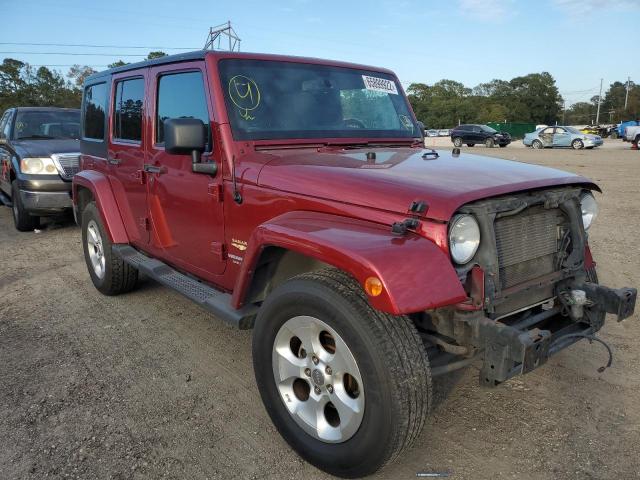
[0,52,167,113]
[408,74,638,128]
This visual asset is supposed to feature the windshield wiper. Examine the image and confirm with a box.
[17,134,55,140]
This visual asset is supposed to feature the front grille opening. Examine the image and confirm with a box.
[494,206,569,290]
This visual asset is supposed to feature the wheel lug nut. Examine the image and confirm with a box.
[314,386,321,395]
[325,366,332,375]
[312,356,319,365]
[304,368,311,377]
[327,384,333,394]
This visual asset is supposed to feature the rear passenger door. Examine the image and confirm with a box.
[108,73,149,245]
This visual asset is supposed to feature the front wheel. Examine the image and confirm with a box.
[253,269,431,478]
[572,139,584,150]
[11,180,39,232]
[81,201,138,295]
[452,137,463,147]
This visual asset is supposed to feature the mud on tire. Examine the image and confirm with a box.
[252,268,431,478]
[81,201,138,295]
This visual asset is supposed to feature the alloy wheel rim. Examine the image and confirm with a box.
[272,315,365,443]
[86,220,106,279]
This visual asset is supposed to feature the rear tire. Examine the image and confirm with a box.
[452,137,463,147]
[532,139,543,149]
[572,139,584,150]
[81,201,138,295]
[253,268,431,478]
[11,180,39,232]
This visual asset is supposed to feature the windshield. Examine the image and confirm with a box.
[480,125,497,133]
[13,110,80,140]
[218,59,418,141]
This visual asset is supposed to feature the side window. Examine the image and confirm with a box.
[473,126,481,133]
[113,77,144,142]
[555,127,566,134]
[156,71,210,147]
[83,82,107,140]
[541,127,554,135]
[0,111,9,139]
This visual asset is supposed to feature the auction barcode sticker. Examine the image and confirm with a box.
[362,75,398,95]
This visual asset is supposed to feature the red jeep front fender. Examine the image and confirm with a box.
[73,170,128,244]
[232,211,466,315]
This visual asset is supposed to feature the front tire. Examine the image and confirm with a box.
[81,201,138,295]
[572,139,584,149]
[11,180,39,232]
[253,269,431,478]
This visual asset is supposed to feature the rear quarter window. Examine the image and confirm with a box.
[83,82,107,141]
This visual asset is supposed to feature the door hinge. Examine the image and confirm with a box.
[134,170,146,185]
[208,183,224,202]
[139,217,150,231]
[210,242,227,261]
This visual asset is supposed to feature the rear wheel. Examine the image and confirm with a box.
[253,269,431,478]
[532,139,543,149]
[11,180,39,232]
[81,201,138,295]
[485,138,494,148]
[452,137,463,147]
[572,139,584,150]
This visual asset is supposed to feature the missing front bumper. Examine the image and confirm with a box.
[465,283,636,387]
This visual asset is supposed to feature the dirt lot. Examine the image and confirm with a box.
[1,141,639,480]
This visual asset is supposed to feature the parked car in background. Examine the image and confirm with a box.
[450,124,511,148]
[524,126,603,150]
[611,120,640,139]
[623,125,640,144]
[426,129,439,137]
[0,107,80,230]
[438,128,450,136]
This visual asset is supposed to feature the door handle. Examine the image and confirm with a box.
[143,164,167,174]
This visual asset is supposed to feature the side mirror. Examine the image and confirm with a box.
[164,118,207,163]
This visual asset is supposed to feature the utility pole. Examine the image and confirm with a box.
[595,78,603,125]
[204,21,241,51]
[562,100,566,125]
[624,76,630,110]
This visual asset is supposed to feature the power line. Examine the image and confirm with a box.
[0,51,151,57]
[0,42,198,50]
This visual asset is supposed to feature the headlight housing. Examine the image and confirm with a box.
[580,192,598,230]
[449,214,481,264]
[20,157,59,175]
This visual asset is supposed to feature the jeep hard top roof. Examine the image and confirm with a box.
[84,50,395,83]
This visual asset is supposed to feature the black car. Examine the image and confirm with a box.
[450,124,511,148]
[0,107,81,231]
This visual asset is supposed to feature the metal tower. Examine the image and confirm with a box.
[204,21,241,52]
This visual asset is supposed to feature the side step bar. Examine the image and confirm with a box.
[113,245,258,329]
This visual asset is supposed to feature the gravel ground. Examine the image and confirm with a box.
[1,140,638,479]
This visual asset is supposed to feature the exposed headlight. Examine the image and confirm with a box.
[580,192,598,230]
[449,214,480,264]
[20,157,59,175]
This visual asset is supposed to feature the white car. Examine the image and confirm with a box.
[623,125,640,144]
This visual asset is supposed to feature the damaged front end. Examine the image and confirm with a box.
[417,187,636,386]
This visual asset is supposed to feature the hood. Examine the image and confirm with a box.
[12,139,80,158]
[256,147,597,221]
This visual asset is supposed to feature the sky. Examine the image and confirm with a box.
[1,0,638,105]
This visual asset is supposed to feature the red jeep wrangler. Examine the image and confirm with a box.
[72,51,636,477]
